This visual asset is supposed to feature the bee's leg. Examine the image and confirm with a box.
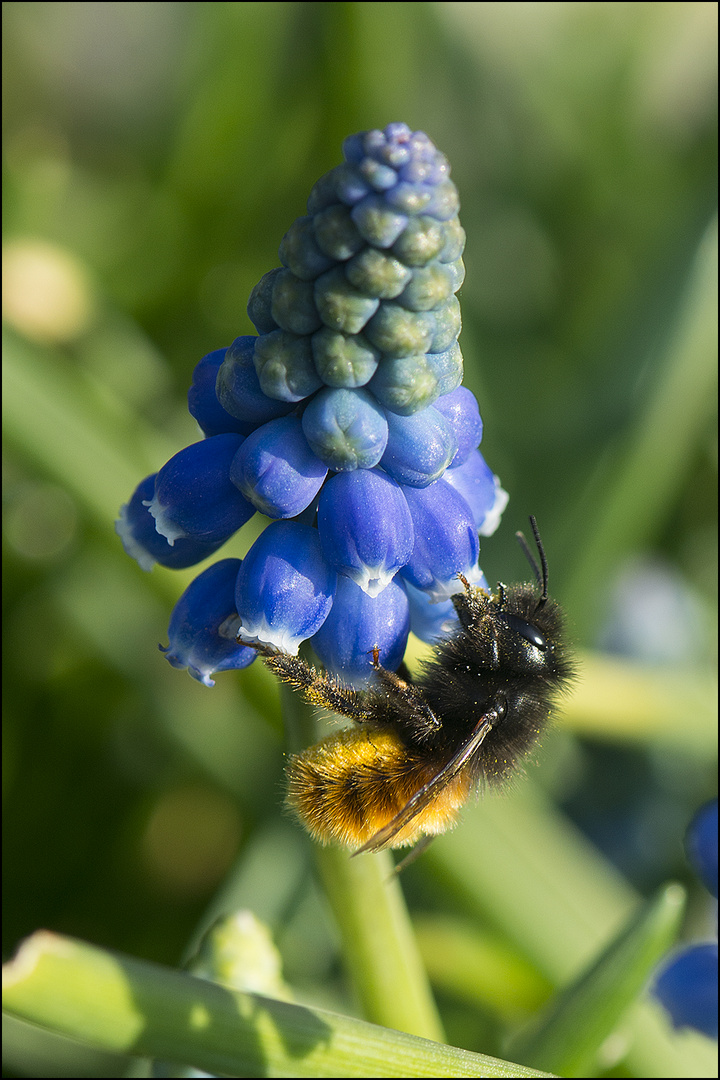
[451,574,492,632]
[256,647,375,724]
[388,835,435,875]
[369,647,441,740]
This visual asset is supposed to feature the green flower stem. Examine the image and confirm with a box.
[508,883,687,1076]
[2,931,555,1078]
[315,845,445,1040]
[279,678,445,1043]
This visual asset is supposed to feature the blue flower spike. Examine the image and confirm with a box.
[118,124,510,685]
[653,799,718,1040]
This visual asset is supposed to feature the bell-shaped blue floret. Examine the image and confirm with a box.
[317,469,413,597]
[188,348,254,438]
[147,434,256,545]
[432,385,483,466]
[302,387,388,471]
[229,415,328,519]
[116,474,227,571]
[216,337,297,426]
[333,162,372,207]
[235,521,337,654]
[654,943,718,1039]
[404,580,462,644]
[160,559,256,686]
[397,262,455,312]
[399,478,482,601]
[380,405,457,488]
[444,450,508,536]
[306,170,340,215]
[311,574,410,686]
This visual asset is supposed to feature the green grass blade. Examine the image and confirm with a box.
[2,931,555,1078]
[508,882,687,1075]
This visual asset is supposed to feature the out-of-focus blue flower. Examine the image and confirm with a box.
[311,574,410,685]
[118,124,511,685]
[160,559,256,686]
[400,479,482,601]
[653,799,718,1039]
[317,468,413,597]
[685,799,718,900]
[654,944,718,1040]
[147,434,256,545]
[235,521,337,654]
[229,415,327,519]
[116,474,226,571]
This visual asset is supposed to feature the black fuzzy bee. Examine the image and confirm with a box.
[257,517,574,853]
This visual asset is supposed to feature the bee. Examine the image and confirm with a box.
[256,517,573,855]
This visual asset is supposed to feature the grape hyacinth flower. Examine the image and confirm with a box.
[653,800,718,1040]
[116,123,508,686]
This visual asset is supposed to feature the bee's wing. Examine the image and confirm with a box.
[354,709,498,854]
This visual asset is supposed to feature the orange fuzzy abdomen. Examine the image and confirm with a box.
[286,726,474,849]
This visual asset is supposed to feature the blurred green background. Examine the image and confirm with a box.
[3,3,717,1076]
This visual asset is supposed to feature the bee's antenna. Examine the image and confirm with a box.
[515,515,549,603]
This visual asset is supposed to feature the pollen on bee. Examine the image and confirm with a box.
[286,726,474,849]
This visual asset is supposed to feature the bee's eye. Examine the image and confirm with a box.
[501,613,547,650]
